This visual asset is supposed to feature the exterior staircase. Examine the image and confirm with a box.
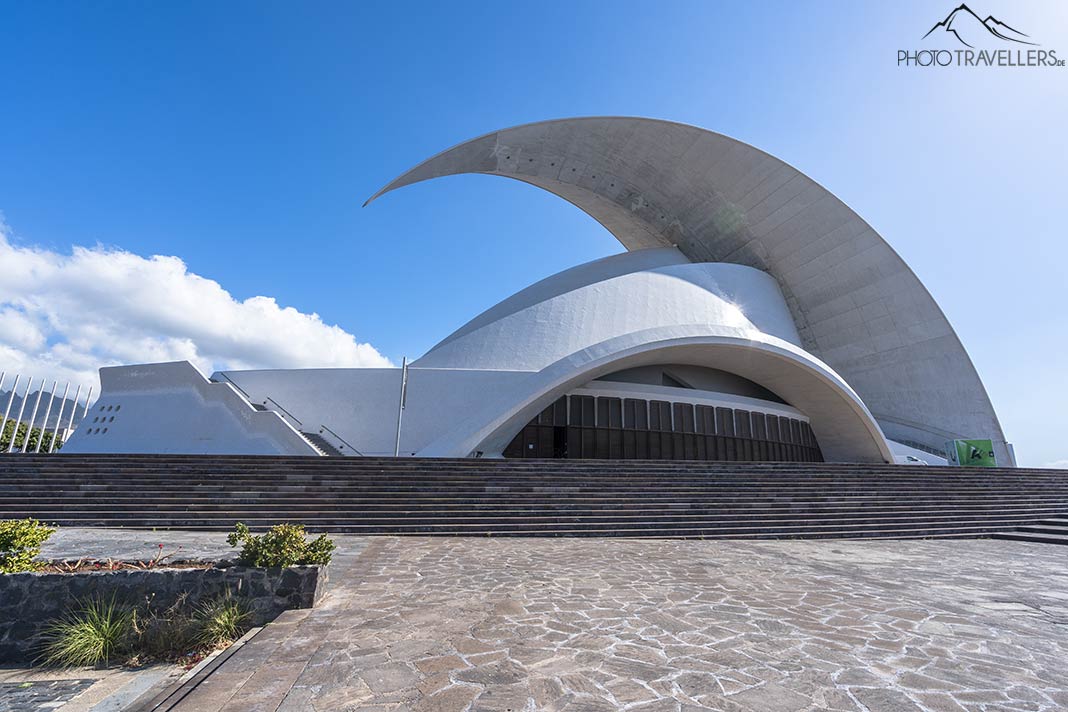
[300,431,344,457]
[1,454,1066,539]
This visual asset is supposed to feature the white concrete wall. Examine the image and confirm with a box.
[63,361,319,456]
[213,367,531,456]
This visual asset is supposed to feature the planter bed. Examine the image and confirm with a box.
[0,560,329,663]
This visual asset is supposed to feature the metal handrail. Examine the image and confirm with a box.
[319,424,362,456]
[214,374,305,430]
[213,372,253,401]
[264,396,303,429]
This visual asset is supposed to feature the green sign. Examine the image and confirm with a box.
[947,439,997,467]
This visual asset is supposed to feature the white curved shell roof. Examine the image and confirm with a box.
[415,248,801,371]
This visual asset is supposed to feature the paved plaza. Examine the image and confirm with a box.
[171,535,1068,711]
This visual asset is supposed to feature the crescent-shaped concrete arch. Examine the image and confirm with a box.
[368,117,1012,465]
[417,325,895,464]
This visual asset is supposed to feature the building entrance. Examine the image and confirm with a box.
[503,395,823,462]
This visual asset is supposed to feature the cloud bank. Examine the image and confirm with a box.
[0,221,391,392]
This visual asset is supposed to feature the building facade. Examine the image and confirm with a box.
[65,118,1013,465]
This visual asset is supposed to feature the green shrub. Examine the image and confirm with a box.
[0,518,56,573]
[39,597,134,667]
[226,522,335,567]
[192,593,251,648]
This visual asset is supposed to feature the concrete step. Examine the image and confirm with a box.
[991,532,1068,546]
[4,477,1066,489]
[3,500,1063,513]
[1,510,1053,528]
[22,520,978,538]
[1016,525,1068,535]
[2,455,1063,475]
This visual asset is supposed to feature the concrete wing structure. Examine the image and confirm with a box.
[367,117,1012,464]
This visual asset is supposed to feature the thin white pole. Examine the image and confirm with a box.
[81,386,93,419]
[49,383,70,453]
[0,372,10,446]
[22,380,46,453]
[8,377,34,453]
[393,357,408,457]
[35,380,59,454]
[63,384,83,449]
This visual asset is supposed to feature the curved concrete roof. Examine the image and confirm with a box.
[368,117,1011,464]
[414,248,804,371]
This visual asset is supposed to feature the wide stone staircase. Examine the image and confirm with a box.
[1,454,1067,539]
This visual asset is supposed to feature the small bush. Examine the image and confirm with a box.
[39,597,134,667]
[193,593,251,648]
[0,518,57,573]
[226,522,335,568]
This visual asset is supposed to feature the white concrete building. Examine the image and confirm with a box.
[65,118,1013,465]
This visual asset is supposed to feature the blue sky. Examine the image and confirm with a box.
[1,1,1065,466]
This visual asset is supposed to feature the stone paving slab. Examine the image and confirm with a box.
[169,537,1068,711]
[0,679,95,711]
[0,665,181,712]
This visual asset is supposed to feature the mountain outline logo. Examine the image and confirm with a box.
[922,3,1037,48]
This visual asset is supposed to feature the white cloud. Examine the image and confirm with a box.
[1039,459,1068,470]
[0,219,391,393]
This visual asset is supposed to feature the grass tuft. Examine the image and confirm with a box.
[38,597,133,667]
[193,593,251,649]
